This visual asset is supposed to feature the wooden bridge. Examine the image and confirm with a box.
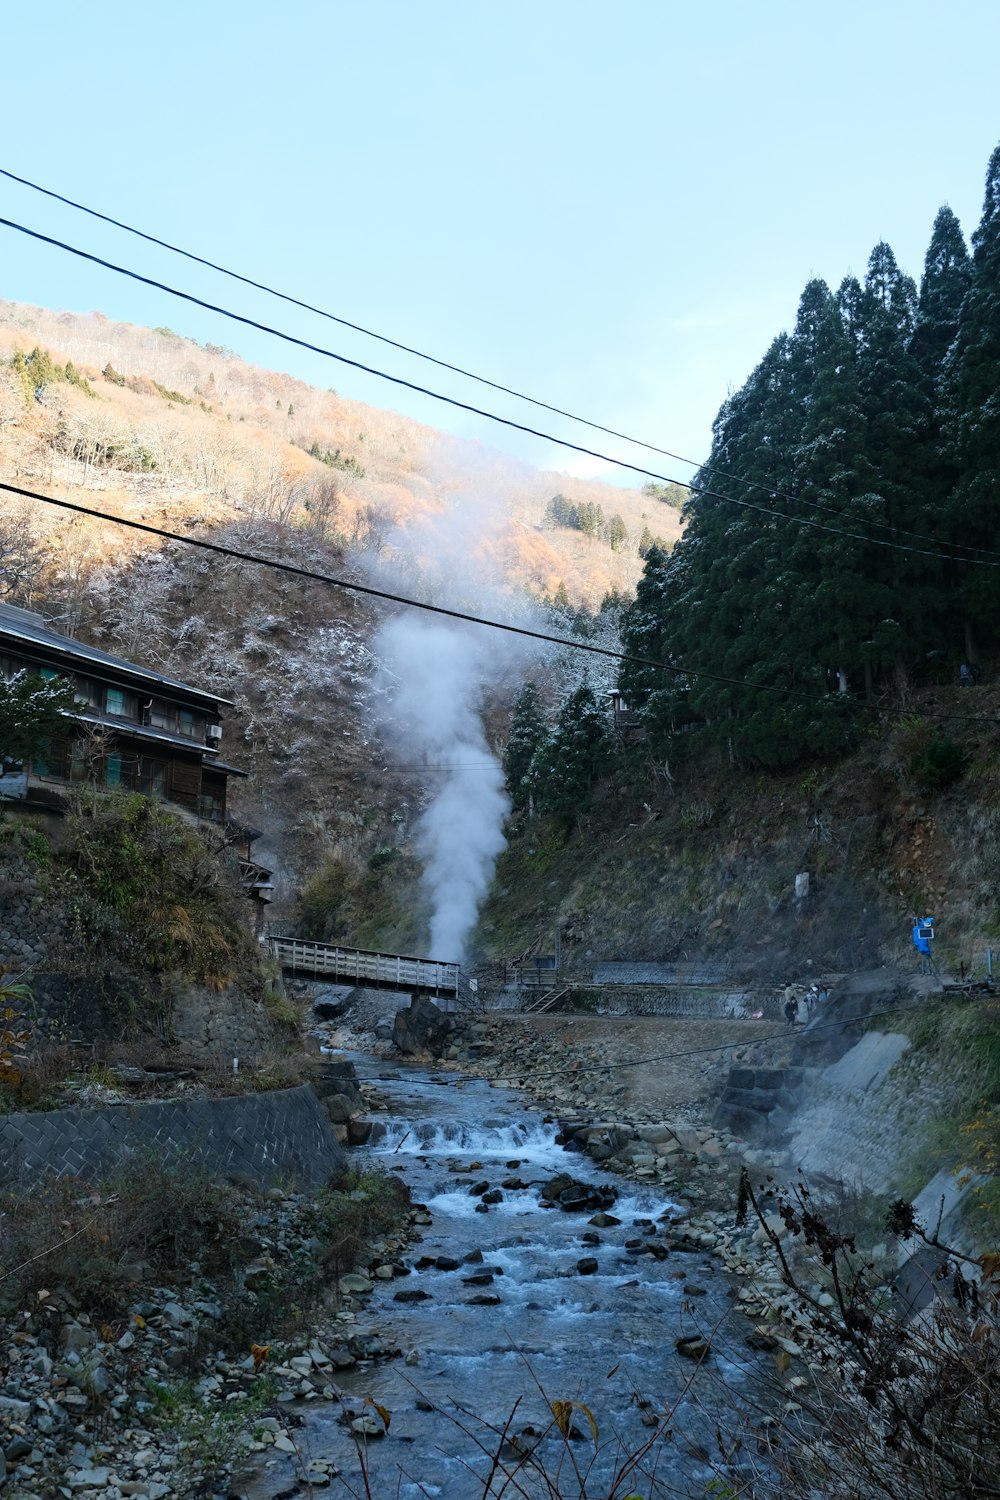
[268,936,471,1005]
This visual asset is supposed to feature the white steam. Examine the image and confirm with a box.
[374,615,512,962]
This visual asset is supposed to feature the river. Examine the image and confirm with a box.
[258,1054,766,1498]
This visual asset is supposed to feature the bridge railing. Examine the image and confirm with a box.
[269,936,462,997]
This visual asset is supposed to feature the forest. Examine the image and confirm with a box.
[607,143,1000,770]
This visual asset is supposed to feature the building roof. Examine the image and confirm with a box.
[0,602,233,710]
[70,709,241,765]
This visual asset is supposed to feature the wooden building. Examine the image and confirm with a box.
[0,601,243,823]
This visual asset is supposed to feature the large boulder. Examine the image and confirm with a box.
[392,994,458,1057]
[312,987,355,1020]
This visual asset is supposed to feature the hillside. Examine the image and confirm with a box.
[0,299,682,610]
[0,300,682,918]
[477,688,1000,977]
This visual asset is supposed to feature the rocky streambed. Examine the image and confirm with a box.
[0,1002,877,1499]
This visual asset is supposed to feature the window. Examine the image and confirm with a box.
[199,788,224,822]
[178,708,199,738]
[68,741,87,782]
[105,686,133,718]
[148,701,174,731]
[137,757,167,799]
[31,739,54,777]
[105,752,123,788]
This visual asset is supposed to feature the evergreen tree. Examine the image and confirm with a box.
[910,206,971,387]
[619,543,687,749]
[641,481,687,510]
[851,243,937,686]
[503,682,549,812]
[940,143,1000,655]
[548,580,572,613]
[605,513,628,552]
[0,672,77,767]
[622,283,868,765]
[532,684,612,825]
[575,501,605,536]
[546,493,577,529]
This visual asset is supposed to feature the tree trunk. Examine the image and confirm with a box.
[964,618,978,664]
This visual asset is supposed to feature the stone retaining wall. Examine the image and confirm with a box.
[0,1083,346,1192]
[714,1063,806,1136]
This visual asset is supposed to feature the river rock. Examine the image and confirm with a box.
[312,989,352,1020]
[392,995,458,1057]
[576,1257,599,1275]
[339,1273,374,1295]
[351,1416,384,1438]
[323,1093,357,1124]
[67,1468,110,1489]
[676,1335,711,1361]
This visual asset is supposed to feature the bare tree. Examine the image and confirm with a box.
[0,502,44,604]
[301,476,341,541]
[351,501,393,555]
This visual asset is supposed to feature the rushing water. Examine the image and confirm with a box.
[266,1058,763,1499]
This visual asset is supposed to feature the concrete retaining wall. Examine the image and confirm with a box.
[585,986,757,1020]
[0,1083,346,1191]
[490,984,761,1019]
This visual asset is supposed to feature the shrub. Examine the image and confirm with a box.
[309,1165,411,1281]
[0,1159,247,1316]
[909,736,970,792]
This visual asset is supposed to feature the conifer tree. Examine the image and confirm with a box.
[532,684,612,825]
[503,683,549,812]
[0,673,77,767]
[852,243,936,685]
[910,206,971,387]
[940,143,1000,655]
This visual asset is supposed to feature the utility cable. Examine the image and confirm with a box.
[4,479,998,726]
[2,215,996,574]
[484,1002,931,1083]
[0,478,819,702]
[3,164,994,562]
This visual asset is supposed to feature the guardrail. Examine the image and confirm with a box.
[269,936,465,1000]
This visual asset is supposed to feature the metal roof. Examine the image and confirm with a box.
[0,602,233,709]
[69,710,246,768]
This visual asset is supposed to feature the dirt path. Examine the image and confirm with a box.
[460,1011,795,1125]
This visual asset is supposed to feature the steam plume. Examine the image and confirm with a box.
[374,615,512,962]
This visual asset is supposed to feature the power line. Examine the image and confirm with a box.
[1,214,995,575]
[4,164,993,562]
[0,479,818,702]
[4,481,996,726]
[485,1003,916,1083]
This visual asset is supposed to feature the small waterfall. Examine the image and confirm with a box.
[369,1115,559,1156]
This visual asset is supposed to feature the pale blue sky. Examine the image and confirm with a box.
[2,0,998,488]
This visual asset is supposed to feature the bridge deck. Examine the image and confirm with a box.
[269,936,465,999]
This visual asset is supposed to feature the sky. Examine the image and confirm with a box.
[1,0,998,491]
